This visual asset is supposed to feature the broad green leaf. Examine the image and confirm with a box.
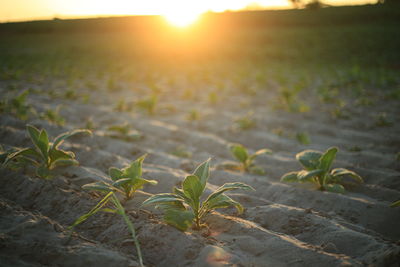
[26,124,40,144]
[173,187,193,203]
[156,199,187,211]
[331,168,363,183]
[142,193,184,207]
[112,178,132,188]
[204,182,254,205]
[163,208,194,231]
[203,194,244,215]
[4,148,39,166]
[131,178,158,192]
[296,150,322,170]
[319,147,338,172]
[52,129,92,149]
[297,169,324,182]
[109,167,123,181]
[123,154,146,178]
[230,144,248,163]
[50,158,78,169]
[182,175,203,209]
[193,158,211,190]
[37,129,50,160]
[390,200,400,207]
[82,182,112,192]
[280,171,299,182]
[323,183,345,194]
[49,148,74,161]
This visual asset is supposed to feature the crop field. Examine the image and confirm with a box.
[0,4,400,267]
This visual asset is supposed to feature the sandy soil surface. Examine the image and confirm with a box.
[0,73,399,267]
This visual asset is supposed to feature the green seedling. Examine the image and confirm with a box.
[114,99,133,112]
[281,147,363,193]
[64,89,79,100]
[106,123,142,141]
[69,191,144,267]
[277,87,309,113]
[296,132,311,145]
[229,143,272,175]
[82,155,157,200]
[208,91,218,105]
[136,95,157,115]
[85,117,95,130]
[186,109,200,121]
[0,90,34,120]
[4,125,91,178]
[41,106,65,126]
[234,112,256,130]
[142,159,254,231]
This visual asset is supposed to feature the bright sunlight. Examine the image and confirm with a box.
[161,6,203,27]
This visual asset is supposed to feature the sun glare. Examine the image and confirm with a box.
[162,9,203,28]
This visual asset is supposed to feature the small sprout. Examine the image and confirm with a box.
[85,117,95,130]
[281,147,363,193]
[106,123,142,141]
[107,77,120,91]
[229,143,272,175]
[83,155,157,200]
[170,146,192,159]
[186,109,200,121]
[4,125,91,178]
[69,192,144,267]
[142,159,254,231]
[136,95,157,115]
[208,91,218,105]
[0,90,34,120]
[296,132,311,145]
[114,99,133,112]
[41,106,65,126]
[234,112,256,130]
[277,87,309,113]
[64,89,79,100]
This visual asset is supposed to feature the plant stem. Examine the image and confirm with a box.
[111,194,144,267]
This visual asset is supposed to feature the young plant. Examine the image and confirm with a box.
[106,123,142,141]
[41,106,65,126]
[186,109,200,121]
[4,125,91,178]
[296,132,311,145]
[281,147,363,193]
[69,191,144,267]
[0,90,34,120]
[234,112,256,130]
[142,159,254,231]
[136,95,157,115]
[229,143,272,175]
[82,155,157,201]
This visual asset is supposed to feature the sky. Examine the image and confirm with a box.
[0,0,377,22]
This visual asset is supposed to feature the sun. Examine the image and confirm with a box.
[162,9,203,28]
